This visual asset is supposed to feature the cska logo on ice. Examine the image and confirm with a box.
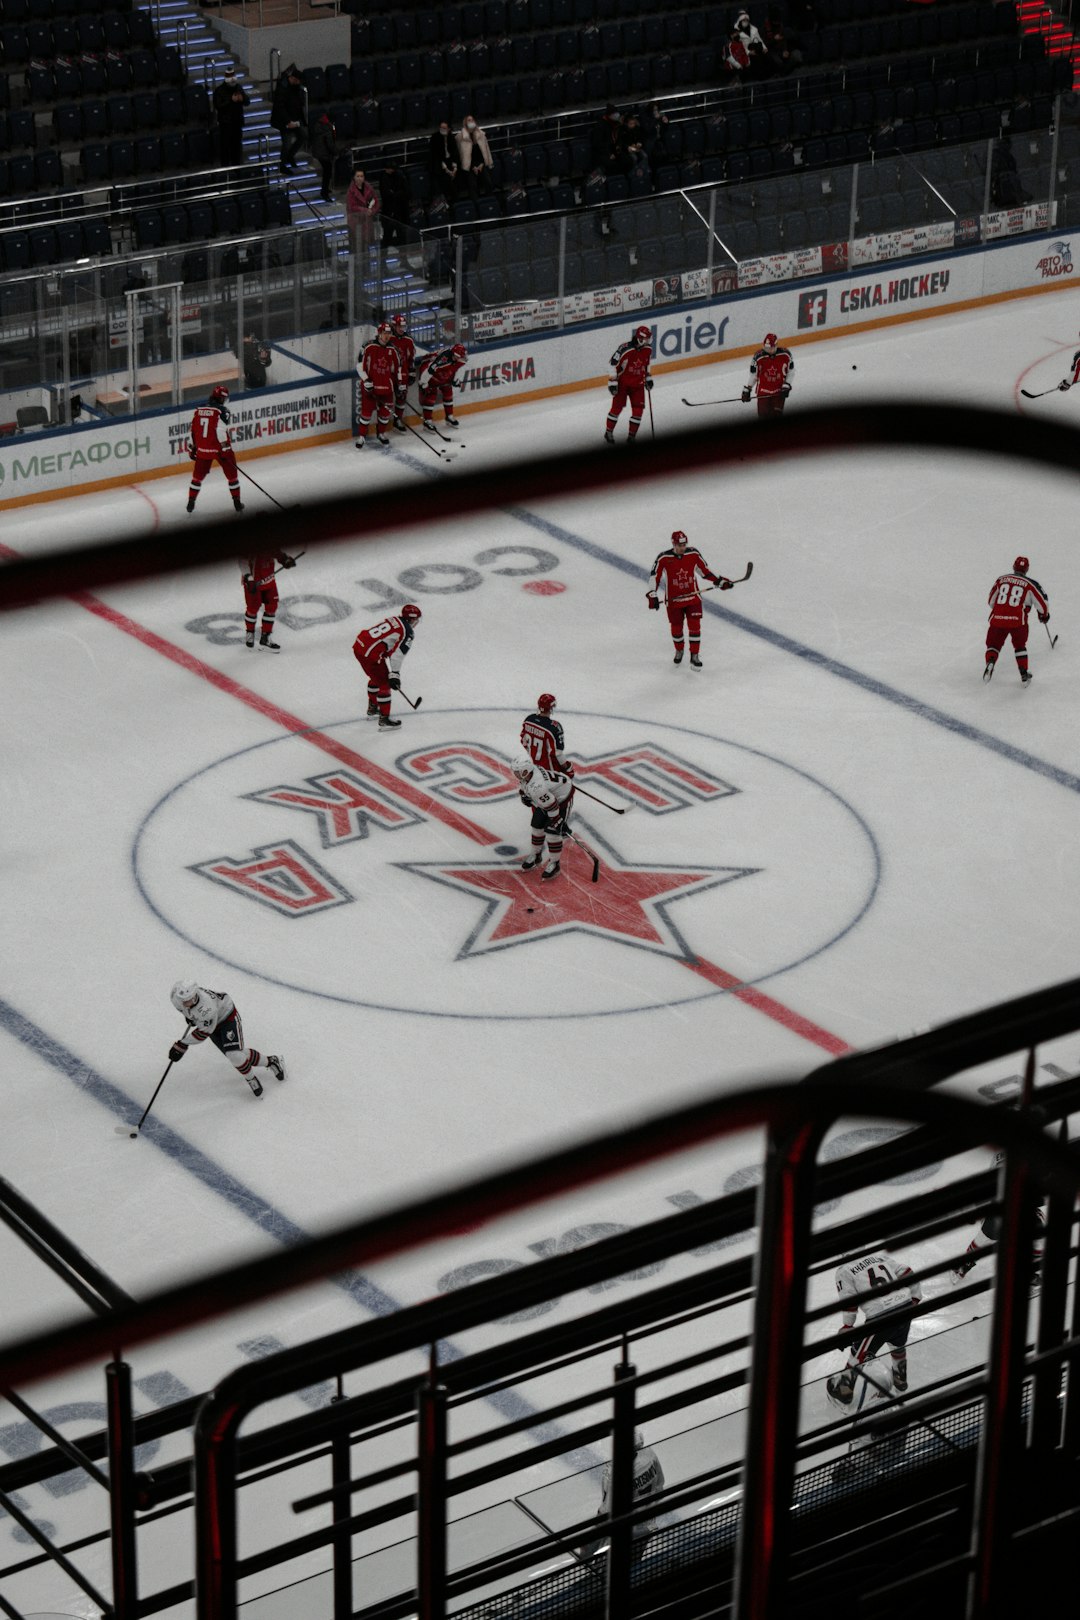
[137,712,878,1020]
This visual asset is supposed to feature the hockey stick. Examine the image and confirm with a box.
[409,391,463,446]
[572,781,627,815]
[564,827,601,883]
[1020,385,1064,399]
[1044,619,1059,649]
[401,412,451,461]
[272,549,306,576]
[115,1060,174,1139]
[237,464,289,510]
[667,561,755,606]
[681,395,746,407]
[397,687,423,710]
[647,388,655,440]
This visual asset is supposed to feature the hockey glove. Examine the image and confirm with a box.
[562,761,575,777]
[169,1042,187,1062]
[1061,380,1071,391]
[187,440,197,460]
[608,381,618,395]
[282,555,297,568]
[719,577,733,590]
[648,593,660,610]
[741,387,752,404]
[519,789,531,805]
[645,377,653,391]
[388,673,401,690]
[781,383,791,397]
[1039,611,1050,623]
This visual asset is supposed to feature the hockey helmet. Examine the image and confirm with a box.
[1013,555,1030,574]
[390,313,408,332]
[634,1429,645,1450]
[400,602,422,622]
[513,756,535,783]
[451,343,467,359]
[671,530,689,545]
[377,321,393,337]
[536,692,557,714]
[634,324,651,343]
[209,384,229,404]
[763,332,778,349]
[170,979,200,1012]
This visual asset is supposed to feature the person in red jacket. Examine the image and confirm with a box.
[648,530,731,667]
[742,332,793,417]
[418,343,467,428]
[983,555,1050,685]
[242,549,297,653]
[352,604,423,727]
[388,313,417,433]
[605,325,653,444]
[187,386,243,513]
[355,323,401,448]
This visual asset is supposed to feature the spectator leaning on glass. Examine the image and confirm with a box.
[457,114,494,199]
[346,166,381,252]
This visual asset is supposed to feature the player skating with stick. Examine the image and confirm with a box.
[983,555,1050,685]
[165,982,285,1100]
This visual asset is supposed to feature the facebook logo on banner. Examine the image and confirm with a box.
[797,289,828,328]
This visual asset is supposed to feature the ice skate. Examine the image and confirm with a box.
[891,1367,907,1393]
[520,850,544,871]
[982,660,994,681]
[376,432,390,446]
[1020,669,1033,685]
[246,1073,264,1097]
[424,420,438,432]
[267,1055,286,1083]
[245,631,255,649]
[541,858,561,881]
[826,1370,856,1409]
[393,419,408,432]
[673,649,684,665]
[444,414,460,427]
[355,436,367,449]
[259,636,280,652]
[232,497,244,513]
[378,714,402,728]
[604,429,615,444]
[186,497,196,513]
[690,654,702,669]
[366,700,379,719]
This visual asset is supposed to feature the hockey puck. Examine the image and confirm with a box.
[852,364,857,370]
[129,1131,138,1139]
[526,907,535,913]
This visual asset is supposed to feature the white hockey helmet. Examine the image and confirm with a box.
[170,980,200,1013]
[513,756,535,783]
[634,1428,645,1449]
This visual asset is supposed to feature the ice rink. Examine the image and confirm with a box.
[3,285,1080,1614]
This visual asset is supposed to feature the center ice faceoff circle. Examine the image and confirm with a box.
[133,710,881,1020]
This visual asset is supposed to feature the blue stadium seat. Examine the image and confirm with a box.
[134,135,161,173]
[3,230,31,270]
[106,93,133,134]
[134,208,163,248]
[81,141,109,181]
[10,109,37,148]
[29,225,58,264]
[185,128,212,166]
[238,190,266,230]
[35,149,61,187]
[108,138,134,176]
[186,201,213,239]
[54,103,83,142]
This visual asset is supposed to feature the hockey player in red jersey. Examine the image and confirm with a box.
[242,549,296,652]
[418,343,467,429]
[1059,332,1080,391]
[355,323,401,449]
[605,325,653,444]
[648,531,731,668]
[984,555,1049,684]
[514,758,575,881]
[187,386,243,513]
[741,333,793,418]
[520,693,573,774]
[352,604,422,727]
[388,313,416,433]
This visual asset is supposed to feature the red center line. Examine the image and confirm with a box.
[9,537,853,1054]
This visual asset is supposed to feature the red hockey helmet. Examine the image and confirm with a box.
[671,530,688,545]
[763,332,778,348]
[377,321,393,337]
[536,692,556,714]
[209,384,229,404]
[635,324,651,343]
[400,603,422,622]
[452,343,467,359]
[390,313,407,332]
[1013,555,1030,574]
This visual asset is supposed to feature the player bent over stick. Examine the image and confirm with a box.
[169,982,285,1098]
[514,758,575,882]
[983,554,1050,685]
[352,604,423,729]
[648,531,732,668]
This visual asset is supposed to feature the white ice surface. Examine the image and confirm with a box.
[2,287,1080,1615]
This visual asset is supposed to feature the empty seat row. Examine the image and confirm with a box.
[1,0,134,22]
[5,7,154,62]
[0,212,111,270]
[54,85,208,141]
[23,46,184,99]
[80,128,213,180]
[350,0,713,52]
[131,188,291,250]
[0,108,37,148]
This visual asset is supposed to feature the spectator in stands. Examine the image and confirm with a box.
[991,135,1027,208]
[763,7,802,72]
[242,333,272,389]
[213,66,249,168]
[429,120,459,203]
[346,166,381,253]
[592,104,629,178]
[379,159,411,251]
[457,114,494,200]
[309,110,337,203]
[734,8,771,75]
[622,114,651,188]
[640,103,670,167]
[271,65,305,175]
[723,29,752,77]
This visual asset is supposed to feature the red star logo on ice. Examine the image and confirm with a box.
[397,828,758,960]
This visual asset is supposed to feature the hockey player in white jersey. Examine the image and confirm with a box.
[513,757,575,882]
[582,1429,666,1562]
[827,1248,922,1412]
[169,981,286,1098]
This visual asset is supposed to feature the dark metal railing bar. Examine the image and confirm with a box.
[0,1591,27,1620]
[0,1172,133,1316]
[0,1386,110,1489]
[0,1485,112,1612]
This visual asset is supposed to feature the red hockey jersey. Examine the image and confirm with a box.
[189,404,231,456]
[520,711,566,772]
[418,347,466,389]
[610,338,652,388]
[245,552,290,587]
[650,545,718,603]
[357,340,400,395]
[390,331,416,387]
[988,571,1049,626]
[749,345,793,396]
[352,614,412,663]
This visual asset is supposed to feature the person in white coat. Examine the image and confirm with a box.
[457,114,494,199]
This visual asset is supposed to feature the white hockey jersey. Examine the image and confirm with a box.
[519,765,574,814]
[835,1249,921,1328]
[598,1442,665,1536]
[170,986,235,1047]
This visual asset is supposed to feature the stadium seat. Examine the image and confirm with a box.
[186,201,213,239]
[35,149,61,187]
[107,93,133,134]
[134,135,161,173]
[134,208,163,248]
